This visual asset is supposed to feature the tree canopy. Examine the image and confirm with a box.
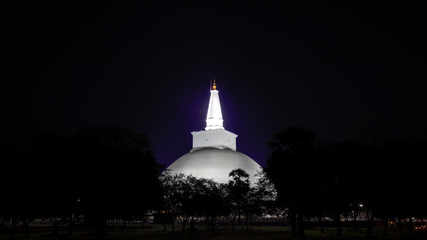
[1,126,163,239]
[265,126,427,237]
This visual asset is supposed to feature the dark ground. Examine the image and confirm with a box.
[1,223,427,240]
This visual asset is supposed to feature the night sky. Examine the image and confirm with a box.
[2,2,426,167]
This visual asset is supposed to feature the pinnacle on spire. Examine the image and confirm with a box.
[205,80,224,130]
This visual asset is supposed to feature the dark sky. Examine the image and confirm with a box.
[2,2,426,167]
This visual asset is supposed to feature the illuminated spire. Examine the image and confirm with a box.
[205,79,224,130]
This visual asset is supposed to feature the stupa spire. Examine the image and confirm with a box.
[205,79,224,130]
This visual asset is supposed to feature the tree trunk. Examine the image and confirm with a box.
[334,213,342,236]
[68,213,74,236]
[23,217,29,238]
[182,216,187,232]
[382,217,388,234]
[408,218,414,238]
[289,212,297,237]
[53,219,59,237]
[96,218,106,240]
[297,215,305,237]
[366,211,373,237]
[206,216,214,231]
[121,220,126,234]
[238,209,241,225]
[162,214,167,232]
[171,214,175,232]
[397,218,403,232]
[231,214,236,231]
[211,217,215,230]
[318,217,324,233]
[0,216,4,234]
[11,217,16,240]
[352,213,358,231]
[189,216,195,237]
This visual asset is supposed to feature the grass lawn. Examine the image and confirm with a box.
[1,223,427,240]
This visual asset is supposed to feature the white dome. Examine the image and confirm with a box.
[166,147,263,186]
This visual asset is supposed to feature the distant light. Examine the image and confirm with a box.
[359,204,363,207]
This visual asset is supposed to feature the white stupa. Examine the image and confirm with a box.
[166,80,262,186]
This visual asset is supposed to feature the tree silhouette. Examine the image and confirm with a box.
[159,171,187,232]
[265,126,427,238]
[253,171,279,220]
[265,126,319,237]
[70,126,162,239]
[199,179,229,230]
[160,172,229,233]
[227,168,251,230]
[17,126,162,240]
[25,133,73,236]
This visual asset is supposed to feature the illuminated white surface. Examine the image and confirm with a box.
[205,89,224,130]
[167,147,262,186]
[192,129,237,151]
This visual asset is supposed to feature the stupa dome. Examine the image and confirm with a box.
[167,147,263,186]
